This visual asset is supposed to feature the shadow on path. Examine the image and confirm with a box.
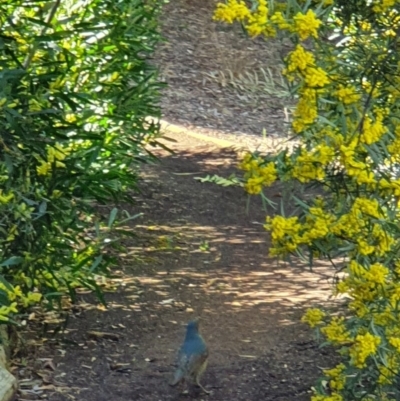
[31,129,339,401]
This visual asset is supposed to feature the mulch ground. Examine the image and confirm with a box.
[12,1,341,400]
[14,130,338,401]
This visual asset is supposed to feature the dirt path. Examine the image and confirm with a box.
[22,126,338,401]
[155,0,292,140]
[15,2,340,400]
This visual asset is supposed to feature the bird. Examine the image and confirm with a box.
[170,318,210,394]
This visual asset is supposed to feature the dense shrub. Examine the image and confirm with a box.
[215,1,400,400]
[0,0,164,322]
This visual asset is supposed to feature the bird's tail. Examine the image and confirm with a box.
[169,368,184,386]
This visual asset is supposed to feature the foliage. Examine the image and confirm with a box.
[214,0,400,400]
[0,0,165,323]
[194,174,241,187]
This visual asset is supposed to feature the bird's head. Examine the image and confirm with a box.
[186,318,200,337]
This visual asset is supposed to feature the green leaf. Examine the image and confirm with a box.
[0,289,11,306]
[194,174,241,187]
[107,207,118,228]
[117,212,143,225]
[39,201,47,214]
[89,256,103,273]
[0,257,23,267]
[3,154,13,174]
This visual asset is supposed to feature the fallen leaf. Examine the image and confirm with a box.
[160,298,174,305]
[87,331,120,341]
[42,359,56,371]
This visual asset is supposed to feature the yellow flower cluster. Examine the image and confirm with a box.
[308,256,400,384]
[335,85,361,105]
[286,45,316,73]
[265,202,336,254]
[379,176,400,198]
[214,1,322,41]
[301,307,326,327]
[284,45,329,132]
[0,189,14,205]
[37,143,71,176]
[377,354,399,385]
[239,153,277,194]
[372,0,397,13]
[265,215,301,254]
[331,198,393,256]
[265,189,394,257]
[320,316,351,345]
[293,10,322,40]
[292,88,318,133]
[338,141,376,186]
[302,206,335,244]
[303,67,330,88]
[0,281,42,321]
[350,332,381,368]
[291,145,335,182]
[323,363,346,391]
[213,0,250,24]
[285,45,329,88]
[213,0,272,38]
[338,260,388,303]
[360,110,388,145]
[270,12,291,30]
[0,303,18,322]
[336,259,400,324]
[215,0,400,398]
[214,1,325,134]
[246,0,270,37]
[351,197,383,219]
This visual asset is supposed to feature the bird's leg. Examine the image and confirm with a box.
[195,360,210,394]
[180,379,189,395]
[195,379,210,394]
